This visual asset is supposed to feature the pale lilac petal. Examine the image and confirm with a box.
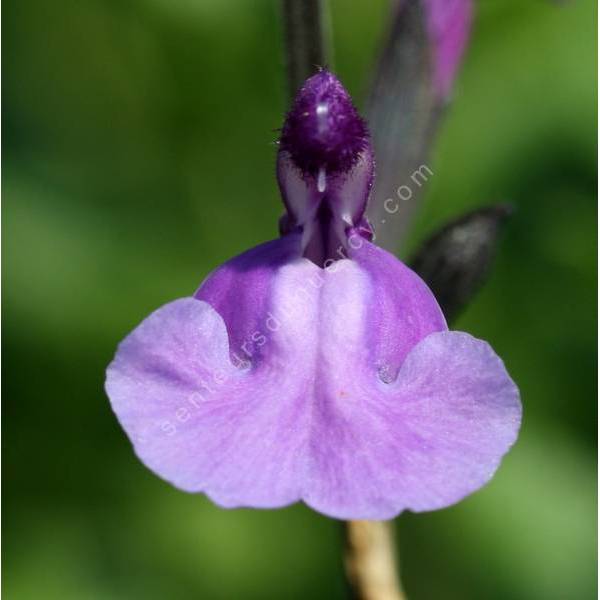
[348,238,447,378]
[303,330,521,519]
[107,243,520,519]
[106,296,315,508]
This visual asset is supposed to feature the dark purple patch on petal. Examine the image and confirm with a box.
[195,234,302,365]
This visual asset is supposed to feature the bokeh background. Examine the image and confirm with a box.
[3,0,597,598]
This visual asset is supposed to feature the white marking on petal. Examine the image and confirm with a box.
[316,102,329,135]
[268,259,320,359]
[317,167,327,193]
[319,260,371,387]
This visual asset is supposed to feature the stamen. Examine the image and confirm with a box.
[317,167,327,193]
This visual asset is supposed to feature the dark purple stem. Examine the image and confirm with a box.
[281,0,332,99]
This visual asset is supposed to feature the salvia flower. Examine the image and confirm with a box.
[106,71,521,520]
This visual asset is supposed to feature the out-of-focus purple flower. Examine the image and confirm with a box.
[424,0,472,98]
[106,71,520,520]
[366,0,473,245]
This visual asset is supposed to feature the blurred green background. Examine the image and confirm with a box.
[3,0,597,598]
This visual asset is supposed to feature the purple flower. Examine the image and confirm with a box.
[106,71,521,520]
[424,0,473,98]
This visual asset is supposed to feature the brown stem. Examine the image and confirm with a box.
[343,520,406,600]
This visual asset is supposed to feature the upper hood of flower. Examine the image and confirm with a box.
[276,71,374,267]
[279,70,371,177]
